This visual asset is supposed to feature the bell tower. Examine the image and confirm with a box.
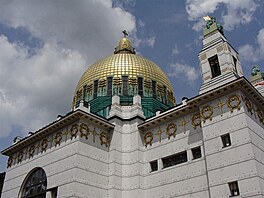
[199,16,244,94]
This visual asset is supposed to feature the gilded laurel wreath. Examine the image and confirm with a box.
[70,124,79,138]
[227,95,241,113]
[144,131,154,147]
[80,123,90,139]
[54,132,62,146]
[166,123,177,139]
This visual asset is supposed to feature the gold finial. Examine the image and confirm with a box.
[122,30,128,38]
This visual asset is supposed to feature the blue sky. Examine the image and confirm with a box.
[0,0,263,172]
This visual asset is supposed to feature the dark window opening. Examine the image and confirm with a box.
[162,151,187,169]
[83,85,87,101]
[21,168,47,198]
[150,160,158,172]
[152,80,157,99]
[209,55,221,78]
[93,80,98,99]
[221,133,231,148]
[107,77,113,96]
[122,76,128,96]
[232,56,238,74]
[229,181,240,196]
[192,146,202,159]
[163,85,167,104]
[138,77,143,96]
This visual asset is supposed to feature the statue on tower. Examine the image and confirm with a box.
[203,15,224,35]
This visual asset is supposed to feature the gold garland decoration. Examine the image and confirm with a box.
[70,124,79,139]
[144,131,154,147]
[201,105,213,122]
[227,95,241,113]
[54,132,63,146]
[80,123,90,140]
[100,132,109,147]
[257,109,264,124]
[41,138,49,152]
[28,145,35,158]
[244,97,253,115]
[192,113,201,129]
[7,156,13,168]
[17,152,23,163]
[166,123,177,139]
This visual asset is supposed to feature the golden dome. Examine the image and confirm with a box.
[72,37,175,111]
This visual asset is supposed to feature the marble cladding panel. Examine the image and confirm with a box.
[108,149,141,164]
[78,141,109,163]
[144,159,206,189]
[246,114,264,140]
[208,160,257,186]
[204,127,251,156]
[145,174,208,198]
[109,162,140,177]
[206,143,254,171]
[255,160,264,183]
[210,177,262,198]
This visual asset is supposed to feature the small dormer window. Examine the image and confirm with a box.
[208,55,221,78]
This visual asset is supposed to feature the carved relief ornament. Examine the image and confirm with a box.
[80,123,90,139]
[201,105,213,122]
[166,123,177,139]
[144,131,154,147]
[227,95,241,113]
[192,113,201,129]
[70,124,79,139]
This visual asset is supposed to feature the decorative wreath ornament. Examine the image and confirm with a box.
[257,109,264,125]
[17,152,23,163]
[192,113,201,129]
[7,156,13,168]
[28,145,35,158]
[166,123,177,140]
[41,138,49,152]
[70,124,79,139]
[227,95,241,113]
[80,123,90,140]
[144,131,154,147]
[54,132,63,146]
[244,97,253,115]
[201,105,213,122]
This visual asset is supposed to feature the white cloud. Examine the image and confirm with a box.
[186,0,258,31]
[146,36,156,48]
[172,44,179,55]
[238,28,264,62]
[138,19,145,27]
[0,0,137,138]
[168,63,199,84]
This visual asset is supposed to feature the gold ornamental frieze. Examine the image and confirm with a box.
[28,145,35,158]
[41,138,49,152]
[192,113,201,129]
[80,123,90,139]
[100,131,109,147]
[201,105,213,122]
[70,124,79,139]
[166,123,177,140]
[54,132,63,146]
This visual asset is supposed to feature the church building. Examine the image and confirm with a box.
[1,17,264,198]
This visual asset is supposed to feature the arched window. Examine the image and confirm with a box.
[21,168,47,198]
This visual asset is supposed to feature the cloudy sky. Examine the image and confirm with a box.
[0,0,263,172]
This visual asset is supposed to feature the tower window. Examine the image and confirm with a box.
[208,55,221,78]
[232,56,238,74]
[122,76,128,96]
[162,151,187,168]
[107,77,113,96]
[221,133,231,148]
[138,77,143,96]
[93,80,98,99]
[152,80,157,99]
[150,160,158,172]
[228,181,240,196]
[191,146,202,159]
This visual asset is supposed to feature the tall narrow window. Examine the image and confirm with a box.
[221,133,231,148]
[83,85,87,101]
[152,80,157,99]
[138,77,143,96]
[21,168,47,198]
[163,85,167,104]
[191,146,202,159]
[150,160,158,172]
[122,76,128,96]
[107,77,113,96]
[93,80,98,99]
[228,181,240,196]
[232,56,238,74]
[208,55,221,78]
